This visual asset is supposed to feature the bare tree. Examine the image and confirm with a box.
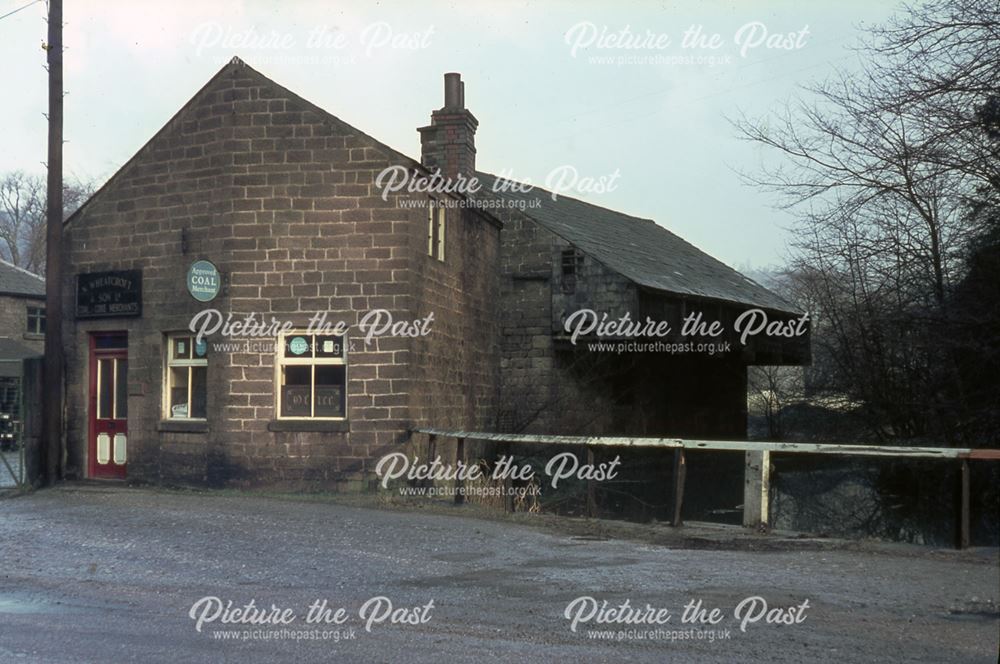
[0,172,44,271]
[748,365,804,440]
[0,171,94,274]
[734,0,999,445]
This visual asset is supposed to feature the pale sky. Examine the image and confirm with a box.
[1,0,904,268]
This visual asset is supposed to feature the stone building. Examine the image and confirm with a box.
[481,177,808,521]
[60,59,807,489]
[62,59,498,487]
[0,259,45,444]
[483,175,808,439]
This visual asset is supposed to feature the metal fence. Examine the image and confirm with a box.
[0,358,42,493]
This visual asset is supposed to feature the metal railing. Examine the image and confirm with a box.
[0,412,26,491]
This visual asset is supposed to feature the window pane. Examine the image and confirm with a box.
[427,205,435,256]
[437,208,445,261]
[314,365,345,418]
[26,308,44,334]
[115,359,128,419]
[169,366,189,418]
[95,334,127,350]
[315,335,344,359]
[561,249,577,276]
[97,358,113,419]
[173,337,192,360]
[190,366,207,419]
[281,365,312,417]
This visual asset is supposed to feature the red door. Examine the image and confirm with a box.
[88,333,128,480]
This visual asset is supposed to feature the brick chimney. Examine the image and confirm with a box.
[418,73,478,180]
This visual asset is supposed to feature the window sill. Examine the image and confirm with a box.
[157,420,209,433]
[23,333,44,340]
[268,419,350,433]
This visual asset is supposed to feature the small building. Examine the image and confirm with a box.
[484,175,807,439]
[62,60,498,487]
[0,258,45,446]
[483,179,808,520]
[61,59,806,489]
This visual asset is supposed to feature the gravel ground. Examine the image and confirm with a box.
[0,485,997,663]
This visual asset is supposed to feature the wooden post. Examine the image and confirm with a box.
[42,0,64,486]
[454,437,465,505]
[743,450,770,530]
[425,433,436,490]
[20,358,44,486]
[503,442,515,513]
[957,459,970,550]
[586,446,597,518]
[671,449,686,527]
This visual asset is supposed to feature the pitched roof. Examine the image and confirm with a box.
[477,172,798,313]
[0,258,44,299]
[66,58,794,313]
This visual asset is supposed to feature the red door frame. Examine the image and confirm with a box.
[87,333,128,480]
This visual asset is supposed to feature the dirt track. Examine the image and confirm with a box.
[1,485,997,662]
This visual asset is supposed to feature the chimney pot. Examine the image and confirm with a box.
[444,72,462,109]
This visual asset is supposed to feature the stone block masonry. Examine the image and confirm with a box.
[62,60,499,488]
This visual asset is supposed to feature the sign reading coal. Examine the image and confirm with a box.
[76,270,142,319]
[187,260,221,302]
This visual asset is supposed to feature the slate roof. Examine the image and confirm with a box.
[0,337,42,375]
[477,172,798,313]
[0,338,43,361]
[0,258,44,299]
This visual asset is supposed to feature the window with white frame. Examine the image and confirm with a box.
[427,201,445,261]
[164,334,208,420]
[26,306,45,334]
[276,332,346,419]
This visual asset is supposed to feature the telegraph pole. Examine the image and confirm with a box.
[42,0,63,485]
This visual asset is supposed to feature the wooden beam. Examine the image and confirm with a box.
[962,449,1000,460]
[411,428,997,460]
[454,437,465,505]
[957,459,970,550]
[502,442,514,513]
[424,433,436,490]
[743,450,770,530]
[671,449,686,527]
[586,447,596,518]
[42,0,64,485]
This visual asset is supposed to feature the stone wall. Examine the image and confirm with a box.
[497,205,748,439]
[0,294,45,354]
[62,61,498,489]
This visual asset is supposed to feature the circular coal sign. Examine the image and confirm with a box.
[187,260,220,302]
